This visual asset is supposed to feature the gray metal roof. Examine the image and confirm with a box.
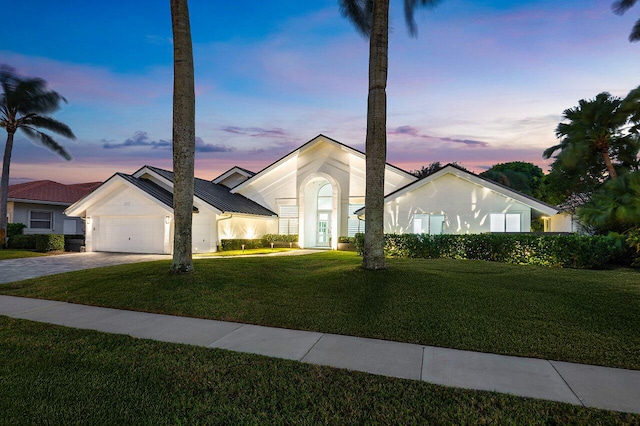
[144,166,276,216]
[117,173,198,212]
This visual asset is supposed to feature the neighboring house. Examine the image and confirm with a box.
[8,180,102,235]
[65,134,563,254]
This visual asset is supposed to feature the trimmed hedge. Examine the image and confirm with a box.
[261,234,298,243]
[354,233,619,269]
[7,235,37,250]
[7,223,26,238]
[220,239,264,251]
[35,234,65,252]
[220,235,299,251]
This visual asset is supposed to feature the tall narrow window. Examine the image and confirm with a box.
[278,205,299,235]
[348,204,365,237]
[317,183,332,210]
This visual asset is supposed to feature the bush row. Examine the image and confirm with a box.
[354,233,620,269]
[261,234,298,243]
[7,234,65,252]
[220,235,299,251]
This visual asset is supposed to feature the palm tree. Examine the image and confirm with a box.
[169,0,196,273]
[544,92,629,180]
[0,66,75,246]
[613,0,640,42]
[578,171,640,234]
[340,0,440,270]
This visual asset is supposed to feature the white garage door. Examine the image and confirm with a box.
[94,216,165,254]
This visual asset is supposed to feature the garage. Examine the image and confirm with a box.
[93,216,165,254]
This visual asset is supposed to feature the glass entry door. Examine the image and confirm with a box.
[317,212,331,247]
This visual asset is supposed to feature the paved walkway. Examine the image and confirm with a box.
[1,295,638,415]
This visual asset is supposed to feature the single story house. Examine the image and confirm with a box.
[65,134,563,254]
[8,180,102,235]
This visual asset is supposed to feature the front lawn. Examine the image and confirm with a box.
[0,317,636,424]
[0,249,50,260]
[2,252,639,369]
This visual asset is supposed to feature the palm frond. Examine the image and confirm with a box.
[543,144,562,159]
[630,18,640,42]
[405,0,440,37]
[20,126,73,161]
[612,0,638,15]
[21,115,76,139]
[339,0,373,37]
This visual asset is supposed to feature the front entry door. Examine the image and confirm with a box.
[317,212,331,247]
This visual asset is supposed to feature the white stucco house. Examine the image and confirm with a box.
[65,134,562,254]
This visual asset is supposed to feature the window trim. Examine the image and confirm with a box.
[490,213,521,233]
[28,210,54,230]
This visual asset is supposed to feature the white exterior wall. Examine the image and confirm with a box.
[384,173,532,234]
[84,183,171,253]
[217,215,278,242]
[235,136,415,248]
[548,213,576,233]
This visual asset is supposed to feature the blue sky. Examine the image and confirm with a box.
[2,0,639,183]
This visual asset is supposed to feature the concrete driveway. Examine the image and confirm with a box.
[0,252,170,284]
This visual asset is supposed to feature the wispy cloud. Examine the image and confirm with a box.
[103,132,234,153]
[103,131,171,150]
[390,125,489,147]
[221,126,289,138]
[195,137,234,153]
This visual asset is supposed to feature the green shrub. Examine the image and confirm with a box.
[7,234,37,250]
[356,233,619,269]
[7,223,26,237]
[261,234,298,244]
[220,239,264,251]
[338,236,355,244]
[35,234,65,252]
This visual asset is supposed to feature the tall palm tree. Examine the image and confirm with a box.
[544,92,629,180]
[340,0,440,270]
[0,66,75,246]
[169,0,196,273]
[613,0,640,42]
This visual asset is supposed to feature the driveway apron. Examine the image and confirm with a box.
[0,252,170,284]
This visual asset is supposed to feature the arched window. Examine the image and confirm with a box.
[317,183,332,210]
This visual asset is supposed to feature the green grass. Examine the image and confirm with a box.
[1,317,637,424]
[195,247,296,257]
[0,249,50,260]
[2,251,639,369]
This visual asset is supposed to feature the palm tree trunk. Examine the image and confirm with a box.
[362,0,389,270]
[0,131,15,248]
[170,0,195,273]
[602,152,618,179]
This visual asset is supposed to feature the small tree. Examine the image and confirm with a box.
[0,66,75,246]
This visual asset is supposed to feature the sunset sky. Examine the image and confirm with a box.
[2,0,640,184]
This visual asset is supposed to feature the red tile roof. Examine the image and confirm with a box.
[8,180,102,204]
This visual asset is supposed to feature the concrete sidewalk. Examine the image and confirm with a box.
[1,295,638,415]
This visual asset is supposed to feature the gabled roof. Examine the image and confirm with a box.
[8,180,102,204]
[355,163,559,216]
[116,173,197,212]
[141,166,276,216]
[230,134,416,193]
[212,166,255,184]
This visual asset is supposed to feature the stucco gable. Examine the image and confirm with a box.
[356,165,559,217]
[230,134,417,195]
